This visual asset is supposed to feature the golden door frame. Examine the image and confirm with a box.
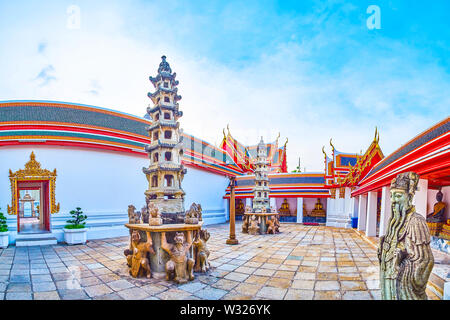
[7,151,60,215]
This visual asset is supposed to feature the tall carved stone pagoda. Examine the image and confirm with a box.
[252,137,270,212]
[143,55,186,224]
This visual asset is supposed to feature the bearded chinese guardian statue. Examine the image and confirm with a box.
[378,172,434,300]
[193,229,211,273]
[124,230,155,278]
[161,231,195,284]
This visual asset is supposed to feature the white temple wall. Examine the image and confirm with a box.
[0,145,228,244]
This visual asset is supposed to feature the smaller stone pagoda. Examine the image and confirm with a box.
[242,137,279,235]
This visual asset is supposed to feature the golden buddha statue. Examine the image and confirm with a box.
[236,199,245,215]
[311,198,326,217]
[278,198,291,215]
[426,189,446,236]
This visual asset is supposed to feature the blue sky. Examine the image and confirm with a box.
[0,0,449,171]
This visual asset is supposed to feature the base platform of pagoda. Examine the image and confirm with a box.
[243,212,279,235]
[125,222,203,280]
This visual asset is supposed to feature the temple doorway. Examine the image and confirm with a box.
[17,182,50,233]
[7,152,60,234]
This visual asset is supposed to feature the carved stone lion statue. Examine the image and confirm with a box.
[193,229,211,273]
[185,203,201,224]
[124,230,155,278]
[161,231,195,284]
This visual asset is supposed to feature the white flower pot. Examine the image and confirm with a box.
[63,228,87,245]
[0,231,9,248]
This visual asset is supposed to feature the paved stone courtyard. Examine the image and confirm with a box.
[0,223,387,300]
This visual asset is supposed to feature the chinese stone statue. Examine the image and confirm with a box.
[193,229,211,273]
[128,205,141,224]
[141,205,149,224]
[124,230,155,278]
[248,215,260,235]
[378,172,434,300]
[148,202,162,226]
[266,215,280,234]
[161,231,195,284]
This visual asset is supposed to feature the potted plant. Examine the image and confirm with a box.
[0,208,9,248]
[63,207,88,245]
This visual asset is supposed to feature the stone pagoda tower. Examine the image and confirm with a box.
[143,55,186,224]
[252,137,270,212]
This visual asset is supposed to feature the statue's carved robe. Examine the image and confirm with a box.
[379,211,434,300]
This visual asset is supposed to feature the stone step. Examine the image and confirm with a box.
[16,234,57,247]
[16,237,57,247]
[16,232,53,240]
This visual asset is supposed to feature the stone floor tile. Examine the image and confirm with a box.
[212,279,240,291]
[224,272,249,282]
[291,280,315,290]
[93,292,124,300]
[7,282,31,292]
[6,292,33,300]
[34,291,61,300]
[273,270,295,279]
[33,281,57,292]
[157,288,192,300]
[255,286,287,300]
[253,268,275,277]
[313,290,342,300]
[58,289,89,300]
[341,281,367,291]
[107,279,135,291]
[84,283,113,297]
[314,280,340,291]
[116,286,150,300]
[267,277,292,289]
[284,289,314,300]
[244,275,269,285]
[194,287,228,300]
[342,290,373,300]
[317,272,338,280]
[233,282,262,296]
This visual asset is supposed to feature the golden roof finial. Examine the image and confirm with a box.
[284,137,288,147]
[374,126,378,142]
[322,146,327,157]
[329,138,335,152]
[222,128,226,139]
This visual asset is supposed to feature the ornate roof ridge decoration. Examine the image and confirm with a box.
[340,127,384,187]
[7,151,60,215]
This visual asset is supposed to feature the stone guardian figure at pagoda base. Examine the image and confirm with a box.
[378,171,434,300]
